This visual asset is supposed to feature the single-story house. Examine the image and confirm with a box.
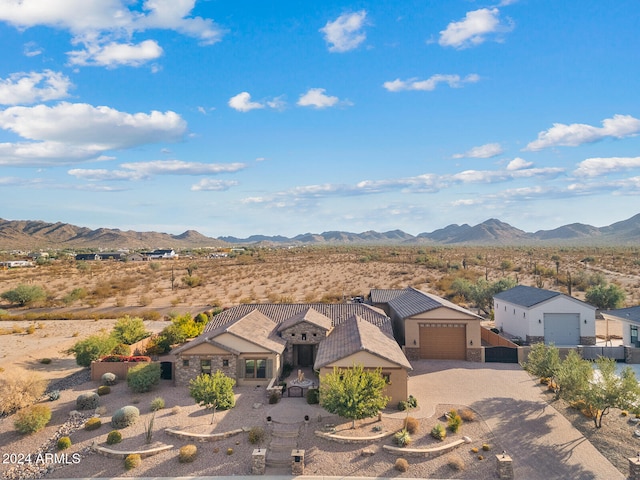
[75,253,100,261]
[143,249,177,260]
[493,285,596,346]
[369,287,483,362]
[172,302,412,403]
[601,306,640,347]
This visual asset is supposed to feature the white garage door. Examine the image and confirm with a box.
[544,313,580,345]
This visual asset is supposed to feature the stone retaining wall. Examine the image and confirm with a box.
[91,442,173,459]
[383,436,470,457]
[165,427,246,442]
[314,430,394,444]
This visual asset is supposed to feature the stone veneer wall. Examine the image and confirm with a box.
[174,354,237,387]
[280,322,328,365]
[526,335,545,344]
[466,348,482,362]
[579,336,596,345]
[402,347,420,361]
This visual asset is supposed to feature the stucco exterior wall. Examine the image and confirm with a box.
[403,307,481,353]
[319,363,408,404]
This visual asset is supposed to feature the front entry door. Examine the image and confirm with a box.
[297,345,313,367]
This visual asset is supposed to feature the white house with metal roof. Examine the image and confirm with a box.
[601,306,640,348]
[493,285,596,346]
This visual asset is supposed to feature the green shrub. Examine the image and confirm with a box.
[101,372,117,386]
[179,444,198,463]
[306,388,319,405]
[447,411,463,433]
[397,400,408,411]
[106,430,122,445]
[39,358,52,364]
[111,406,140,429]
[430,424,446,441]
[111,316,150,345]
[127,362,161,393]
[84,417,102,431]
[97,386,111,396]
[76,392,99,410]
[407,395,418,408]
[150,397,165,412]
[394,428,412,447]
[47,390,60,401]
[57,436,72,450]
[124,454,141,470]
[226,448,234,455]
[14,405,51,434]
[110,343,131,356]
[248,426,265,445]
[482,443,491,451]
[403,416,419,434]
[395,458,409,472]
[66,333,118,367]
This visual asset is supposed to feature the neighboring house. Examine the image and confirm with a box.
[171,302,412,402]
[601,306,640,347]
[75,253,100,261]
[99,252,124,261]
[370,287,483,362]
[143,249,177,260]
[493,285,596,346]
[0,260,34,268]
[125,253,145,262]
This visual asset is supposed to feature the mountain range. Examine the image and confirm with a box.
[1,214,639,250]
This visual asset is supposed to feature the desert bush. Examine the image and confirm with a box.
[403,416,419,434]
[101,372,117,385]
[57,436,72,450]
[127,362,161,393]
[179,444,198,463]
[84,417,102,431]
[66,333,118,367]
[397,400,408,411]
[226,448,234,455]
[124,454,141,470]
[76,392,100,410]
[482,443,491,451]
[0,374,47,414]
[430,424,446,441]
[447,410,463,433]
[248,426,265,445]
[97,386,111,396]
[1,284,46,306]
[110,343,131,356]
[171,405,182,415]
[459,408,475,422]
[395,458,409,472]
[407,395,418,408]
[106,430,122,445]
[14,405,51,434]
[448,454,465,471]
[39,358,51,364]
[47,390,60,401]
[306,388,319,405]
[394,429,412,447]
[150,397,165,411]
[111,406,140,429]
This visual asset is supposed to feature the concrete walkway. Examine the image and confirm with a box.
[408,360,624,480]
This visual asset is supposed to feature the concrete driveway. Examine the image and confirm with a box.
[407,360,624,480]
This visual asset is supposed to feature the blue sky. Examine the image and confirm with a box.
[1,1,639,238]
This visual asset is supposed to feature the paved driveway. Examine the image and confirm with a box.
[407,360,624,480]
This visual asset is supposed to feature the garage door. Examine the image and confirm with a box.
[544,313,580,345]
[419,323,466,360]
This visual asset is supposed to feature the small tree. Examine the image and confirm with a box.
[522,342,561,381]
[111,316,151,345]
[66,333,118,367]
[1,284,46,306]
[189,372,236,424]
[319,364,389,429]
[555,349,592,401]
[585,283,626,310]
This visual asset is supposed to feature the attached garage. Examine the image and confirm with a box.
[544,313,580,345]
[419,323,467,360]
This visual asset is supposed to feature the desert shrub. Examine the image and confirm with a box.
[76,392,99,410]
[84,417,102,431]
[448,411,463,433]
[268,391,280,404]
[226,448,234,455]
[395,458,409,472]
[110,316,150,345]
[306,388,319,405]
[124,454,141,470]
[14,405,52,434]
[459,408,475,422]
[1,284,46,306]
[150,397,165,411]
[47,390,60,401]
[110,343,131,356]
[397,400,408,411]
[482,443,491,451]
[248,426,265,445]
[171,405,182,415]
[0,374,47,414]
[111,406,140,429]
[471,447,479,453]
[97,386,111,396]
[448,454,465,471]
[394,428,412,447]
[430,424,446,441]
[106,430,123,445]
[127,362,161,393]
[179,444,198,463]
[407,395,418,408]
[66,333,118,367]
[101,372,117,385]
[403,416,419,434]
[39,358,52,364]
[57,436,72,450]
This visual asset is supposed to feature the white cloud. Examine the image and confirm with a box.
[69,160,246,181]
[525,114,640,151]
[383,74,479,92]
[439,8,511,49]
[0,70,73,105]
[68,39,163,67]
[0,0,223,67]
[228,92,264,112]
[23,41,42,57]
[574,157,640,177]
[0,102,186,166]
[191,179,239,191]
[320,10,367,53]
[449,165,563,184]
[452,142,503,159]
[297,88,349,109]
[506,157,533,170]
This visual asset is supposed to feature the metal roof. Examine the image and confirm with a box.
[387,287,482,319]
[602,306,640,324]
[493,285,562,308]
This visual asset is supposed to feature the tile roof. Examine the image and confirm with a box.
[206,303,392,336]
[277,307,333,333]
[386,287,481,319]
[493,285,562,308]
[602,306,640,324]
[314,315,412,370]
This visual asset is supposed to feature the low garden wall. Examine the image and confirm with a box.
[90,360,154,381]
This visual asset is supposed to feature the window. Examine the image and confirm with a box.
[201,359,211,375]
[245,359,268,379]
[382,373,391,384]
[222,359,229,367]
[182,359,189,367]
[301,333,307,341]
[632,325,638,347]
